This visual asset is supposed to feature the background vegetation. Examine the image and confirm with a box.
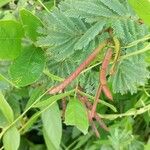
[0,0,150,150]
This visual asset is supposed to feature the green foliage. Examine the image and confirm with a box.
[65,98,89,134]
[42,103,62,150]
[0,20,24,60]
[3,126,20,150]
[20,9,43,41]
[59,0,131,23]
[9,45,45,87]
[37,0,150,94]
[0,0,150,149]
[0,90,14,123]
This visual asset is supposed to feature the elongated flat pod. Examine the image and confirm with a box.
[102,85,113,100]
[49,41,107,94]
[100,48,113,85]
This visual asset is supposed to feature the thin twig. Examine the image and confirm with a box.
[90,85,102,119]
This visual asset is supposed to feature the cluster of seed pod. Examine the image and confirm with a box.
[48,40,118,137]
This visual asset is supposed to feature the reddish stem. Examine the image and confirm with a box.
[90,120,100,138]
[77,92,108,132]
[61,98,67,120]
[49,41,107,94]
[90,85,102,119]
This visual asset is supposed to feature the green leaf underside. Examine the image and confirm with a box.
[42,103,62,150]
[3,126,20,150]
[0,90,14,123]
[0,20,24,60]
[37,8,106,61]
[9,45,45,87]
[65,98,89,134]
[110,58,149,94]
[59,0,130,22]
[110,19,150,94]
[20,9,43,41]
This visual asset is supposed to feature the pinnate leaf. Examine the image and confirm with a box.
[75,21,106,50]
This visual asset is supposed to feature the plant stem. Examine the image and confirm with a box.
[37,0,50,13]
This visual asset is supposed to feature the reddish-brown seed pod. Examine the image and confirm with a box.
[100,48,113,85]
[100,69,107,85]
[102,85,113,100]
[49,41,107,94]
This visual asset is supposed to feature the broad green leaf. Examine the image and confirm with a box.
[129,0,150,26]
[9,45,45,87]
[43,129,56,150]
[20,9,43,41]
[3,126,20,150]
[65,98,89,134]
[0,0,11,7]
[42,103,62,150]
[0,90,14,123]
[0,20,24,60]
[0,110,8,128]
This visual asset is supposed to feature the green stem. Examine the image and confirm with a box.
[43,69,64,81]
[99,103,150,120]
[122,34,150,49]
[37,0,50,13]
[121,44,150,60]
